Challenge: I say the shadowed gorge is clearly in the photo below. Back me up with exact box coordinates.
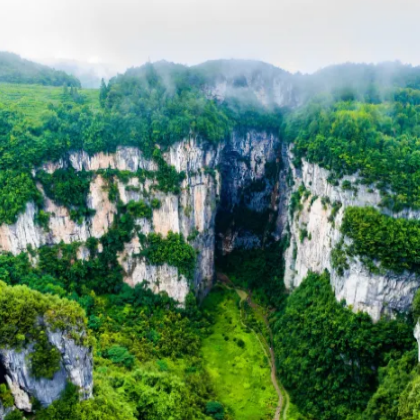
[0,362,7,386]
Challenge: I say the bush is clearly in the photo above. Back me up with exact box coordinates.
[205,401,225,420]
[0,170,42,225]
[4,411,24,420]
[104,346,135,369]
[236,338,245,348]
[37,168,95,223]
[0,384,14,408]
[126,200,152,219]
[141,231,196,279]
[341,206,420,273]
[29,331,61,379]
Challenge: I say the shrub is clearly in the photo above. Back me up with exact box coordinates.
[205,401,225,420]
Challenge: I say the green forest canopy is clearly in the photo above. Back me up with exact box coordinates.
[2,58,420,419]
[0,52,80,87]
[285,89,420,211]
[273,271,414,420]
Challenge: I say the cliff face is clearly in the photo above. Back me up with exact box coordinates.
[216,130,281,254]
[0,323,92,414]
[0,141,219,302]
[415,322,420,362]
[0,402,12,420]
[284,149,420,321]
[1,125,418,320]
[0,131,280,303]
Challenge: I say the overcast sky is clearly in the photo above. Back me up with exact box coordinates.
[0,0,418,74]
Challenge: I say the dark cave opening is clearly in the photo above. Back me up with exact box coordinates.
[0,359,7,385]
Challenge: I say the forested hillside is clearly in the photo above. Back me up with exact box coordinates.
[0,52,80,87]
[279,62,420,420]
[0,57,284,420]
[2,56,420,420]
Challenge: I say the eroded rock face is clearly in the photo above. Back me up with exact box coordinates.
[217,130,281,253]
[284,150,420,320]
[414,321,420,362]
[0,139,221,302]
[0,401,13,420]
[2,134,420,319]
[0,328,92,411]
[115,138,220,300]
[0,131,282,303]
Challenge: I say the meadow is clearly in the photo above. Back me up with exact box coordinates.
[0,83,99,123]
[201,285,277,420]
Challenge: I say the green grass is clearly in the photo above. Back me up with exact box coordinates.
[0,83,99,123]
[202,285,277,419]
[286,402,307,420]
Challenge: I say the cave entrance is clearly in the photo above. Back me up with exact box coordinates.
[0,359,7,385]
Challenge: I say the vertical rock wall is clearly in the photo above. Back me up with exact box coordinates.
[284,149,420,320]
[0,139,220,302]
[216,130,281,254]
[0,326,92,412]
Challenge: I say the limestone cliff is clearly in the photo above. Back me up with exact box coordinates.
[2,120,417,321]
[0,140,218,302]
[0,284,92,415]
[0,328,92,412]
[0,402,12,420]
[284,149,420,321]
[0,131,279,303]
[415,321,420,362]
[216,130,281,254]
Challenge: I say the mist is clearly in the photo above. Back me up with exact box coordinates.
[1,0,420,74]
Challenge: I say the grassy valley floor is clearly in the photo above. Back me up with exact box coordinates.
[201,285,277,420]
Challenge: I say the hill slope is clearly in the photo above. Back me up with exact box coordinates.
[0,52,80,87]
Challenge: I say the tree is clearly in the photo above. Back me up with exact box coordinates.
[205,401,225,420]
[99,78,108,108]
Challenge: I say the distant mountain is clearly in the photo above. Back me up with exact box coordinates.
[41,59,120,88]
[118,59,420,108]
[0,52,80,87]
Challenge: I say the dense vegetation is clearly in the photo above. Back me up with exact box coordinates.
[0,52,80,87]
[0,243,222,419]
[140,231,197,279]
[0,281,86,380]
[0,170,43,224]
[339,206,420,274]
[201,286,277,419]
[272,271,414,420]
[217,242,286,308]
[348,350,419,420]
[285,88,420,210]
[37,168,95,222]
[3,57,420,420]
[0,60,284,226]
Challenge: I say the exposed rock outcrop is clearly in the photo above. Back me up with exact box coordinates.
[284,151,420,320]
[0,139,219,302]
[217,130,281,254]
[4,123,418,321]
[0,402,12,420]
[0,130,281,303]
[0,327,92,411]
[415,321,420,362]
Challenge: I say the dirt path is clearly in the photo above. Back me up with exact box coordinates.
[216,273,284,420]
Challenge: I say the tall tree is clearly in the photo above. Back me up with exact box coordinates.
[99,78,108,108]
